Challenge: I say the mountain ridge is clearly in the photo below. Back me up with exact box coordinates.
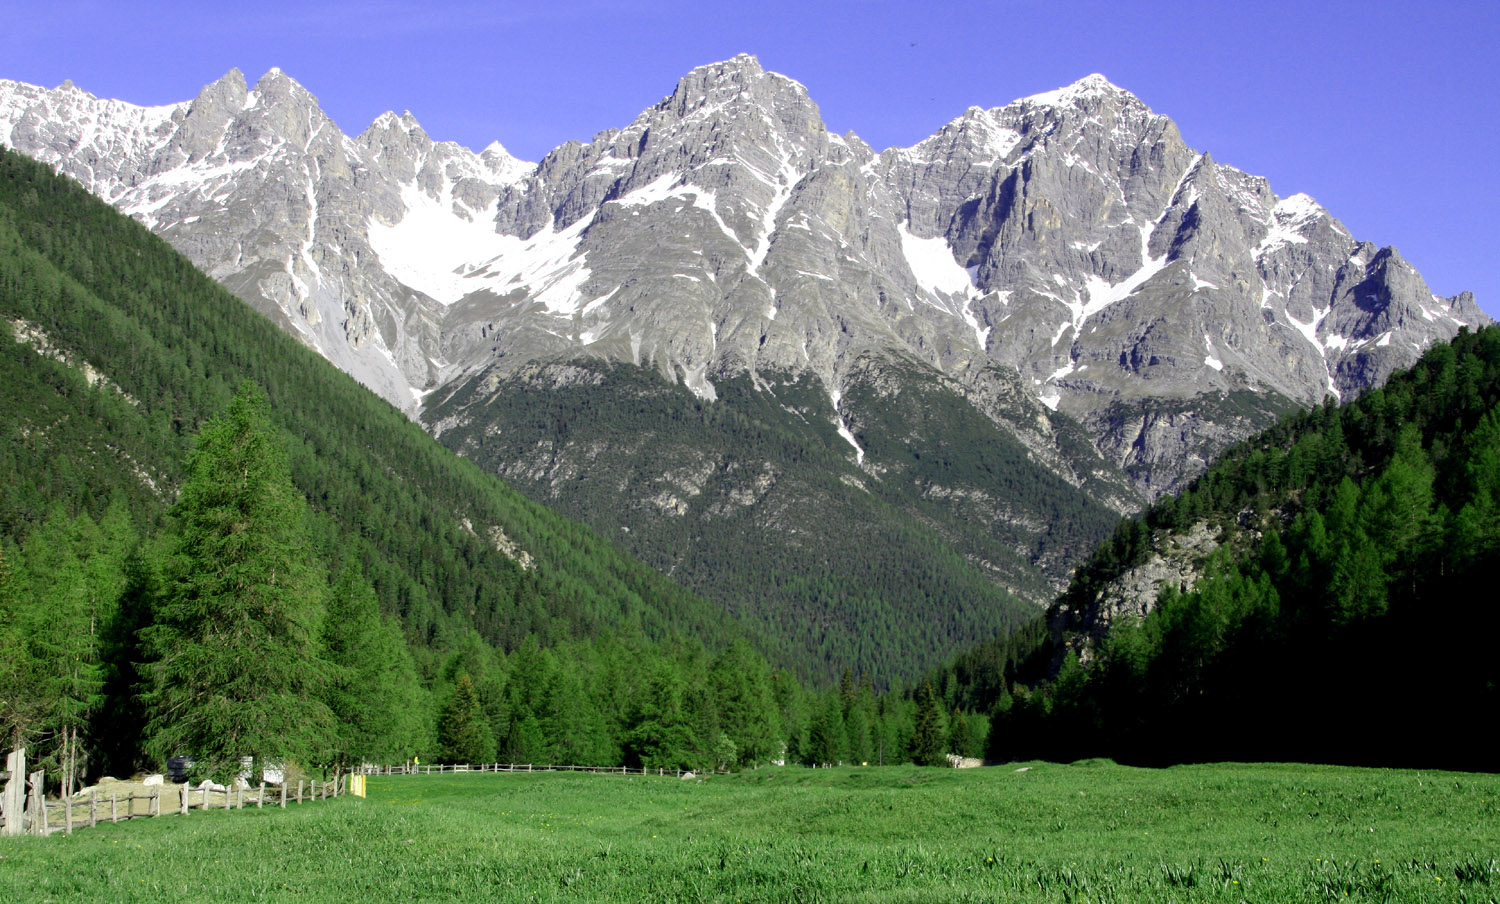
[2,58,1483,677]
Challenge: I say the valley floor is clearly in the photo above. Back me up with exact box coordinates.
[4,762,1496,902]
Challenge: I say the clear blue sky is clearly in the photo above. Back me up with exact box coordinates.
[5,0,1496,315]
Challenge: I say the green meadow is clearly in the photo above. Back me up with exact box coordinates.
[4,763,1497,903]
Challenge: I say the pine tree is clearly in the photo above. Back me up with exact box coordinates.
[140,382,334,782]
[911,683,947,766]
[437,673,495,764]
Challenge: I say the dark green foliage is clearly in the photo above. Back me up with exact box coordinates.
[0,146,807,778]
[437,673,495,765]
[910,683,947,766]
[0,538,46,751]
[93,546,159,776]
[807,693,846,767]
[708,640,782,767]
[978,327,1500,771]
[0,146,737,660]
[621,661,697,771]
[323,567,431,768]
[427,355,1107,685]
[947,709,975,759]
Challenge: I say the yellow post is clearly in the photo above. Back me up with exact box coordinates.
[350,774,366,798]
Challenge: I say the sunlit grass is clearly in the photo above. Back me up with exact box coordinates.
[4,761,1497,902]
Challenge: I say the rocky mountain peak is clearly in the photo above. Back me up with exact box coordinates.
[1015,72,1140,110]
[0,62,1483,497]
[632,53,827,163]
[247,67,321,115]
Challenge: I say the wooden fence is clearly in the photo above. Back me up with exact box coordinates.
[1,746,354,838]
[1,751,715,838]
[360,762,721,778]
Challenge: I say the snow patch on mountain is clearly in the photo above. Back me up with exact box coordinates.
[368,185,511,304]
[464,212,595,315]
[1256,193,1323,256]
[899,222,974,296]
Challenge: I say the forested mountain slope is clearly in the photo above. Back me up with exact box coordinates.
[0,146,737,656]
[429,359,1066,682]
[922,327,1500,771]
[6,59,1485,685]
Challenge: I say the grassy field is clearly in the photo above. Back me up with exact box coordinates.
[3,761,1497,902]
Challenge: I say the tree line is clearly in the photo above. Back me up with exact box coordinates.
[924,327,1500,772]
[0,146,984,785]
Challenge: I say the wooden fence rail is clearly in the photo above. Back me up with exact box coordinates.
[2,752,715,838]
[1,746,353,838]
[359,762,723,778]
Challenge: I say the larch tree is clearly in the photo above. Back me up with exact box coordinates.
[0,540,46,752]
[322,566,430,769]
[18,508,111,797]
[709,639,782,767]
[141,382,334,782]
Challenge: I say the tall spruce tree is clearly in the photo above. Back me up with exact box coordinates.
[911,683,947,766]
[141,382,334,782]
[438,673,496,764]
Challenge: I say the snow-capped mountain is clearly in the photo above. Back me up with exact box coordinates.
[1,57,1477,492]
[1,68,531,410]
[1,58,1485,672]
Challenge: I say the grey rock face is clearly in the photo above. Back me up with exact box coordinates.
[2,60,1482,499]
[878,76,1484,491]
[1,69,532,415]
[1048,521,1223,664]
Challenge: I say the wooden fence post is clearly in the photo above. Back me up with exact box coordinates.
[257,782,265,808]
[110,792,117,823]
[91,790,98,827]
[296,780,303,804]
[224,785,231,811]
[1,747,24,836]
[180,784,189,815]
[150,788,159,818]
[28,770,47,836]
[280,782,286,808]
[64,789,73,834]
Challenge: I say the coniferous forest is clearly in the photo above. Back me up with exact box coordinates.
[0,148,969,787]
[926,327,1500,772]
[4,137,1497,789]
